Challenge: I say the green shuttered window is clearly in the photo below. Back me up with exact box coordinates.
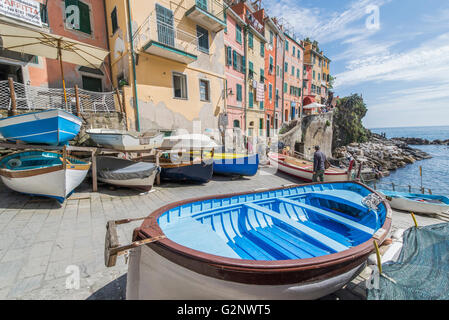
[65,0,92,35]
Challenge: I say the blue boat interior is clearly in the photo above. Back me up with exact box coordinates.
[381,190,449,205]
[0,151,87,171]
[158,183,387,261]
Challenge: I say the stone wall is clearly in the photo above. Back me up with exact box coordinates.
[301,112,333,159]
[278,112,333,159]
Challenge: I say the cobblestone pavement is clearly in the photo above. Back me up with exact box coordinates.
[0,167,444,300]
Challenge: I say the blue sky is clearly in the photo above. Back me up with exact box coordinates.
[263,0,449,129]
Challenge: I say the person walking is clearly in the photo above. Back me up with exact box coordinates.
[312,145,326,182]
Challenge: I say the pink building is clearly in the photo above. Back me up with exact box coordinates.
[224,7,246,130]
[282,33,303,121]
[0,0,111,92]
[302,63,314,105]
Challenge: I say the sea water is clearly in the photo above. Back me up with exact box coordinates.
[369,126,449,195]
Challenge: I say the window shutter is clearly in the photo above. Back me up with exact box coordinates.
[248,91,253,107]
[249,32,253,48]
[233,50,237,69]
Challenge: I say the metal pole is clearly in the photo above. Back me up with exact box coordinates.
[58,40,68,107]
[126,0,141,132]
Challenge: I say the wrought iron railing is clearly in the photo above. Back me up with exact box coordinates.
[133,13,200,55]
[0,80,119,114]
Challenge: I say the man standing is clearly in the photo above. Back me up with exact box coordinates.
[312,145,326,182]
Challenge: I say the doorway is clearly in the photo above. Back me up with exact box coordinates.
[0,63,23,83]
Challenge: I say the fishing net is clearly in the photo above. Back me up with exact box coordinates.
[367,222,449,300]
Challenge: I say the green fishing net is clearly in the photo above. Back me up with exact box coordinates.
[367,222,449,300]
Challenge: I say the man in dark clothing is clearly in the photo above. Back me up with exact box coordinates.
[313,145,326,182]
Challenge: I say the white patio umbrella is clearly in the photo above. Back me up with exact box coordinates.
[0,22,109,104]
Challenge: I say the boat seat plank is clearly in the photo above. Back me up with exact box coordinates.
[233,236,277,260]
[163,217,240,259]
[269,225,330,257]
[279,198,374,235]
[299,190,368,213]
[244,203,348,252]
[255,227,315,259]
[246,229,299,260]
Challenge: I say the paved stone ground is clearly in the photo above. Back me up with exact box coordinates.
[0,167,445,300]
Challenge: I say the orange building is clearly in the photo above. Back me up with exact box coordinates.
[0,0,111,91]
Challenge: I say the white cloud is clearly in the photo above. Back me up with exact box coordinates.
[334,33,449,87]
[264,0,390,44]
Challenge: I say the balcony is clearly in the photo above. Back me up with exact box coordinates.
[185,0,226,32]
[134,15,198,64]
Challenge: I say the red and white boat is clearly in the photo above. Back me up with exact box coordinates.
[268,152,355,182]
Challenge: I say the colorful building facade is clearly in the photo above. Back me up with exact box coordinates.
[282,33,303,121]
[104,0,227,132]
[224,7,246,131]
[303,39,328,104]
[0,0,111,91]
[230,1,266,137]
[263,17,276,137]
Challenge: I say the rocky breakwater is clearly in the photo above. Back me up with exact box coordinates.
[332,133,432,181]
[393,137,449,146]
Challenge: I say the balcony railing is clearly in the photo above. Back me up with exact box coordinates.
[133,14,199,64]
[185,0,226,32]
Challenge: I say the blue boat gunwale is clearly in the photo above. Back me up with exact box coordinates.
[133,181,392,285]
[0,108,82,123]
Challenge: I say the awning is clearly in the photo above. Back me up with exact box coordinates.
[303,102,325,109]
[0,22,109,69]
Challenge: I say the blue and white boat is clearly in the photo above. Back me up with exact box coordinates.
[124,182,392,299]
[380,190,449,216]
[212,153,259,176]
[0,109,82,145]
[0,150,90,203]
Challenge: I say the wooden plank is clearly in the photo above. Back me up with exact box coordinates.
[244,203,348,252]
[279,197,374,235]
[8,77,17,116]
[74,85,81,117]
[91,149,97,192]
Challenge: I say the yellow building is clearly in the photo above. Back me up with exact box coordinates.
[104,0,226,132]
[321,55,331,101]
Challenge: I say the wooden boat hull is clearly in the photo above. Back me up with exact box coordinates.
[212,153,259,176]
[86,129,163,150]
[268,152,351,182]
[0,109,82,145]
[380,191,449,216]
[128,181,392,299]
[126,244,366,300]
[0,151,90,203]
[160,160,213,183]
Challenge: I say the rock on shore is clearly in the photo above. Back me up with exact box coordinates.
[392,137,449,146]
[332,133,432,181]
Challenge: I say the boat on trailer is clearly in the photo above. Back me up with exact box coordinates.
[268,152,355,182]
[0,150,90,203]
[96,156,159,192]
[379,190,449,217]
[115,182,391,299]
[0,109,82,146]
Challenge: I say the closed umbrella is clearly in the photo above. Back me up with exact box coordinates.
[0,21,109,104]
